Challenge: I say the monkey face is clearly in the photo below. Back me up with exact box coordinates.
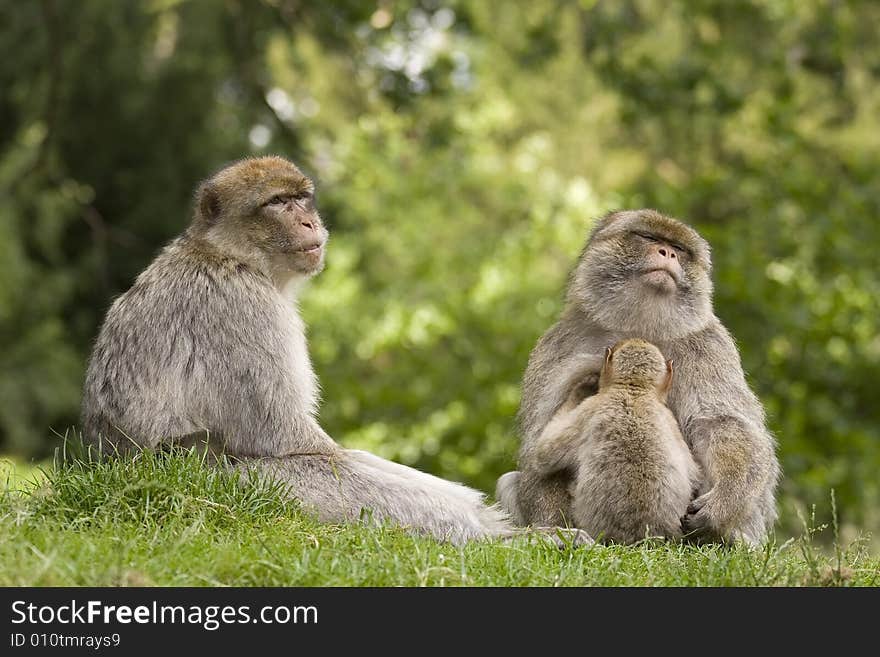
[633,234,686,294]
[569,210,714,339]
[244,159,328,276]
[588,211,710,298]
[195,156,329,277]
[256,185,328,276]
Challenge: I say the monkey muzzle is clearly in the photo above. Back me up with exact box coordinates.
[641,267,680,292]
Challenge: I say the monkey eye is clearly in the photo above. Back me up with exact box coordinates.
[633,231,657,242]
[670,242,691,258]
[264,194,289,206]
[634,231,691,257]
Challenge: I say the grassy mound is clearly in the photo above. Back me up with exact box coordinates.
[0,451,875,586]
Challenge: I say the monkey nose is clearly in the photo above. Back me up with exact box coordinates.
[300,220,314,230]
[657,245,676,259]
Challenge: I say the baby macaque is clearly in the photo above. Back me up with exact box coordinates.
[528,338,701,543]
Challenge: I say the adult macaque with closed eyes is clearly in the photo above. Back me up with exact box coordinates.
[496,209,780,545]
[82,156,535,545]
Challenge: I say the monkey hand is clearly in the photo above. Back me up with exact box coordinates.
[680,488,755,545]
[680,416,775,546]
[681,489,766,547]
[680,490,718,543]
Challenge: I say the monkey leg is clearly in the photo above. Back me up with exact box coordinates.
[233,450,514,546]
[681,415,778,545]
[495,471,525,525]
[514,468,574,528]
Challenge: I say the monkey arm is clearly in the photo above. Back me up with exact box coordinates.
[681,415,779,544]
[216,371,339,459]
[509,318,608,527]
[504,394,600,527]
[518,341,605,448]
[674,323,780,544]
[526,397,600,476]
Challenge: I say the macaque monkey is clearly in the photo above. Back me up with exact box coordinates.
[497,210,779,545]
[530,339,701,543]
[82,156,589,546]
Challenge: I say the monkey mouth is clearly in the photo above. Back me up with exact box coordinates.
[294,241,325,254]
[287,241,325,275]
[641,268,680,290]
[643,267,678,281]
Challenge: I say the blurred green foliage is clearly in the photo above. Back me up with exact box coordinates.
[1,0,878,538]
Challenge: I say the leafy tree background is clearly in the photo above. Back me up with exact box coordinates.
[2,0,878,541]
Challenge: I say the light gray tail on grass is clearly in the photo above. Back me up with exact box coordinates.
[234,449,515,545]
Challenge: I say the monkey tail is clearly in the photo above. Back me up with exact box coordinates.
[233,449,514,545]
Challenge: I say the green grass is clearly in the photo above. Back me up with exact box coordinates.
[0,450,877,586]
[1,457,48,490]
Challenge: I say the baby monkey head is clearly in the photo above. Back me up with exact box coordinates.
[599,338,672,395]
[191,156,328,278]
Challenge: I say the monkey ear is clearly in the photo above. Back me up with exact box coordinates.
[600,345,614,381]
[589,210,630,241]
[197,182,221,224]
[601,211,628,226]
[661,360,674,397]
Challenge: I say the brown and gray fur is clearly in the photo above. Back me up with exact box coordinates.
[531,339,701,543]
[496,209,780,545]
[81,156,525,545]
